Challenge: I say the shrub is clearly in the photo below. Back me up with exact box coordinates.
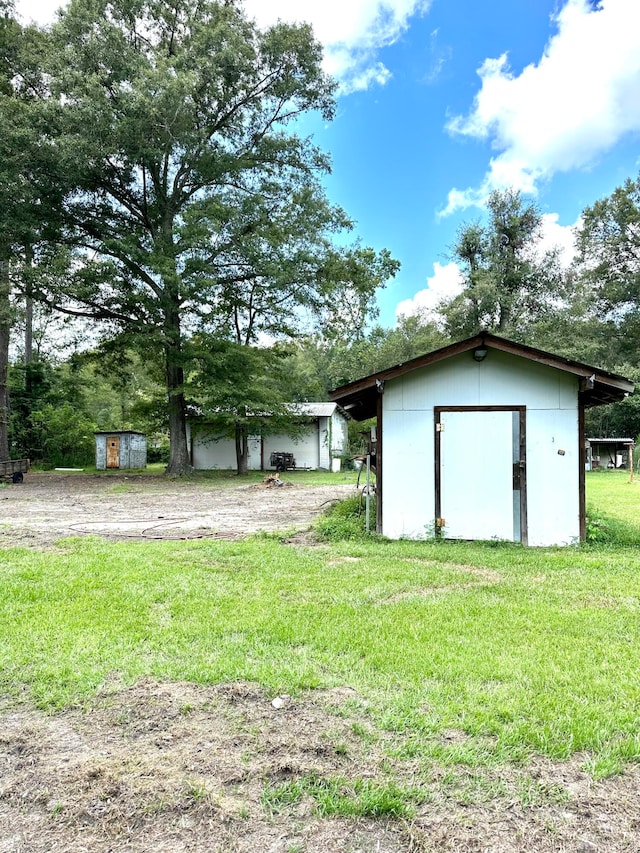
[28,403,96,467]
[315,493,377,541]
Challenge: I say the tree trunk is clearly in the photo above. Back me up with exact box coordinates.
[235,422,248,475]
[24,294,33,365]
[24,242,33,366]
[165,356,190,474]
[0,258,10,461]
[163,299,191,474]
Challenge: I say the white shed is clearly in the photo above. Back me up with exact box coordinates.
[330,333,633,546]
[188,403,349,471]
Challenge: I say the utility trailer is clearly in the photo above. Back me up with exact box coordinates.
[0,458,29,483]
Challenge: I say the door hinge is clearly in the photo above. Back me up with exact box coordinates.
[436,422,444,432]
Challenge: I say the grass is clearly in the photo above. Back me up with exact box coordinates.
[0,470,639,794]
[585,469,640,545]
[262,774,421,818]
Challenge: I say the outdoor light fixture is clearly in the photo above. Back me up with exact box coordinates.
[472,346,488,362]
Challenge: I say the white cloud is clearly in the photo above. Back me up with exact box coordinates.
[15,0,62,24]
[538,213,579,268]
[443,0,640,214]
[395,261,464,320]
[243,0,430,91]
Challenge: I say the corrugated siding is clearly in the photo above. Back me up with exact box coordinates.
[95,433,147,470]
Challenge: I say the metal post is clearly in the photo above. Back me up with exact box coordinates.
[365,453,371,533]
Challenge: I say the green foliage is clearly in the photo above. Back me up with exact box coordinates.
[584,366,640,439]
[577,174,640,322]
[28,402,96,466]
[187,338,313,473]
[17,0,396,474]
[9,350,164,465]
[290,313,446,399]
[147,436,170,464]
[442,189,564,339]
[315,493,376,540]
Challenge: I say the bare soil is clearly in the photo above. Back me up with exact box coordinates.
[1,474,639,851]
[0,472,354,547]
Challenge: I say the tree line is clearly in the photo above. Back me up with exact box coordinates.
[2,0,639,471]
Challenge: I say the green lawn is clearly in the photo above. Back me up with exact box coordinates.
[1,470,639,781]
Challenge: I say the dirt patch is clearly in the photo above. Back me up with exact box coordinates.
[1,680,639,852]
[0,473,355,547]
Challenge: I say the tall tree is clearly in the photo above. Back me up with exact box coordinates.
[35,0,396,474]
[441,189,564,340]
[0,2,68,459]
[0,3,55,459]
[576,174,640,364]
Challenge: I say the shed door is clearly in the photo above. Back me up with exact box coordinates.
[106,436,120,469]
[436,409,526,543]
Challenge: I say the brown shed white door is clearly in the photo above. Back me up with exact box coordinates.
[106,436,120,469]
[436,409,525,542]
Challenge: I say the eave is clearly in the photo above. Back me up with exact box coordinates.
[329,333,634,420]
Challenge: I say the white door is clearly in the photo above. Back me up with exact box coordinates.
[439,410,517,541]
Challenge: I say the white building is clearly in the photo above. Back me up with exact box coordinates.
[188,403,349,471]
[330,333,633,546]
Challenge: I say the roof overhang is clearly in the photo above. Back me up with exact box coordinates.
[329,333,635,420]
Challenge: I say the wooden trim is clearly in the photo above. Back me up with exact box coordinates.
[436,405,523,412]
[579,402,586,541]
[434,406,527,544]
[330,333,633,414]
[434,409,442,536]
[519,407,528,546]
[330,336,485,400]
[376,392,383,533]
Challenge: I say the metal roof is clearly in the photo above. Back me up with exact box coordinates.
[288,402,341,417]
[587,437,634,444]
[329,332,635,420]
[188,402,346,421]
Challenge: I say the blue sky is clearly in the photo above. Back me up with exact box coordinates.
[16,0,640,329]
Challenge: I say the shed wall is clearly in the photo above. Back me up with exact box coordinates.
[94,433,147,470]
[190,423,322,470]
[330,411,349,457]
[263,424,318,469]
[191,429,261,470]
[382,350,580,546]
[125,433,148,469]
[95,435,107,469]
